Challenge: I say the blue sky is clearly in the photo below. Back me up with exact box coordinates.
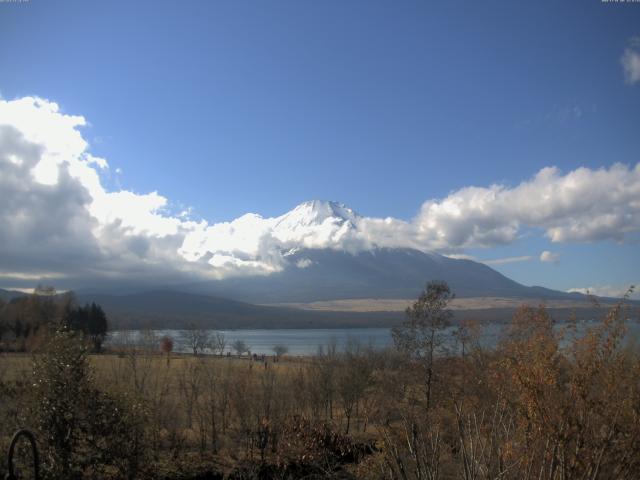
[0,0,639,295]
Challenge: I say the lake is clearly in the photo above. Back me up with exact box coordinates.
[107,321,640,356]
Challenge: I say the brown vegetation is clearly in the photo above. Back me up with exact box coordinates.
[0,284,638,479]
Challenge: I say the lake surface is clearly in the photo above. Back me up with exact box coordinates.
[108,321,640,356]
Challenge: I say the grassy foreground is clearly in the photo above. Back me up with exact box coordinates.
[1,300,639,479]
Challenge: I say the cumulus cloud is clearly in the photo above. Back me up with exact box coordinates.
[413,164,640,249]
[295,258,314,269]
[0,97,210,288]
[540,251,560,264]
[1,94,640,288]
[622,37,640,85]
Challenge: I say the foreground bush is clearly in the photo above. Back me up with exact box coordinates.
[31,324,147,479]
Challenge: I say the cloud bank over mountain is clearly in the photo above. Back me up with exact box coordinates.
[1,95,639,287]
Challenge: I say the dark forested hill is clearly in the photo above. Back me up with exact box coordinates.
[0,289,26,302]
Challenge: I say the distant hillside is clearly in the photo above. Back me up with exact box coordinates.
[184,247,586,304]
[75,289,632,331]
[0,289,27,302]
[76,290,403,330]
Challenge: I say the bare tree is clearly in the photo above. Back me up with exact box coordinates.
[177,358,203,428]
[125,330,160,391]
[212,331,227,356]
[232,339,248,357]
[180,325,212,356]
[392,281,453,411]
[336,339,375,434]
[139,329,159,352]
[272,344,288,359]
[200,360,224,452]
[312,338,338,420]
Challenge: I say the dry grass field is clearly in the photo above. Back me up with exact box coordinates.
[268,296,616,312]
[0,351,304,383]
[1,295,639,479]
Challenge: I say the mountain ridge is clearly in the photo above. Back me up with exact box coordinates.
[184,247,585,303]
[76,289,403,329]
[75,288,633,331]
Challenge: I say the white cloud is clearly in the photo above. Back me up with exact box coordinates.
[0,271,66,281]
[176,163,640,271]
[443,253,476,260]
[1,94,640,288]
[0,96,182,239]
[0,97,209,288]
[540,250,560,264]
[296,258,314,269]
[413,164,640,249]
[568,285,638,300]
[0,287,39,294]
[622,37,640,85]
[482,256,533,266]
[87,156,108,169]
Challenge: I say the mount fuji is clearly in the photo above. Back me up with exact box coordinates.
[69,200,614,329]
[179,200,579,304]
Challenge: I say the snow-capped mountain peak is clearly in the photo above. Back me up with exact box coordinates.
[274,200,360,229]
[269,200,360,248]
[179,200,376,275]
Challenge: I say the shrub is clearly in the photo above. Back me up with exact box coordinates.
[31,324,147,479]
